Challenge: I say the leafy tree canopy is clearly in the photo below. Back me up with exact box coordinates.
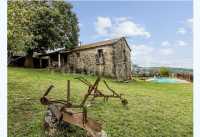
[8,0,79,55]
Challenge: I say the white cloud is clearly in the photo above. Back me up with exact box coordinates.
[177,27,187,35]
[112,20,151,38]
[114,17,130,22]
[176,40,188,47]
[157,58,192,69]
[187,18,193,28]
[159,48,174,55]
[161,41,170,46]
[94,16,151,38]
[95,16,112,35]
[170,58,193,69]
[131,44,192,68]
[161,40,189,47]
[176,18,193,36]
[131,44,155,67]
[132,44,154,55]
[182,18,193,30]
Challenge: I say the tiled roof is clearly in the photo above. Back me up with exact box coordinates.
[61,37,131,53]
[40,37,131,56]
[74,38,120,50]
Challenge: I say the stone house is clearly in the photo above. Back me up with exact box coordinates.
[40,37,132,81]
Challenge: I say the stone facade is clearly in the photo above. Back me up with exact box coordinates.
[48,37,132,81]
[113,38,132,81]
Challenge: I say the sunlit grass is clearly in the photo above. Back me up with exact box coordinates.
[8,67,193,137]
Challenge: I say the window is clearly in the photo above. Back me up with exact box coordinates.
[63,54,68,63]
[98,49,103,57]
[123,49,126,62]
[96,49,104,64]
[76,52,80,57]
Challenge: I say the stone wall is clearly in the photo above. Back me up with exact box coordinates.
[59,38,132,81]
[113,39,132,81]
[62,46,115,78]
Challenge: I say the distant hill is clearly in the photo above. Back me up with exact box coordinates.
[167,67,193,73]
[133,65,193,73]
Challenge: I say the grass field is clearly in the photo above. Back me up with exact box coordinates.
[8,67,193,137]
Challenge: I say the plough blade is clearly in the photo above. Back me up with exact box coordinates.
[62,111,102,137]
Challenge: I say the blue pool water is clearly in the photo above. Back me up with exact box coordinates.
[148,77,180,83]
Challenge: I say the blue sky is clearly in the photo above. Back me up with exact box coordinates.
[69,1,193,68]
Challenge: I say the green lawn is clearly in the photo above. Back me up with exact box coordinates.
[8,67,193,137]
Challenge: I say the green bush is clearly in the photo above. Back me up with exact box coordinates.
[159,67,169,77]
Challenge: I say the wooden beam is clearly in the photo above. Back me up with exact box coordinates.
[39,58,42,68]
[48,57,51,67]
[58,53,61,68]
[67,80,70,103]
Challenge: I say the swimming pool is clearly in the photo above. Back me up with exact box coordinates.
[146,77,188,83]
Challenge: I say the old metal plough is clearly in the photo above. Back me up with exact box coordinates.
[40,76,127,137]
[75,76,128,106]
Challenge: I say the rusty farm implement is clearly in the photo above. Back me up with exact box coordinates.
[40,76,128,137]
[75,76,128,106]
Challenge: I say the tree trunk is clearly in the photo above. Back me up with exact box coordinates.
[8,55,12,65]
[7,51,13,65]
[24,54,34,68]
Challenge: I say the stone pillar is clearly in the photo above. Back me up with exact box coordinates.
[58,53,61,68]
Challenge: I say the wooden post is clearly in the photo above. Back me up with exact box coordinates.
[67,80,70,103]
[39,58,42,68]
[58,53,61,68]
[48,57,51,67]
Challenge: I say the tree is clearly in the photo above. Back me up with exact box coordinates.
[52,1,79,48]
[159,67,169,77]
[8,1,34,61]
[8,1,79,67]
